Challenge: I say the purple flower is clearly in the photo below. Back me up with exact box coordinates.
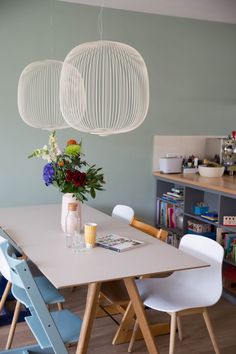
[43,163,55,186]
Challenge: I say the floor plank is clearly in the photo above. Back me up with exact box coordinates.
[0,286,236,353]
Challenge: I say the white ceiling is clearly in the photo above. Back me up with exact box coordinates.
[60,0,236,24]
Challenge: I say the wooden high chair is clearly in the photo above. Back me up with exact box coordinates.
[131,217,168,241]
[97,218,168,324]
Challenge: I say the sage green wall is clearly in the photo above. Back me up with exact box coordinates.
[1,0,236,223]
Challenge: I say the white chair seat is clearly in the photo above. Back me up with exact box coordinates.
[136,275,214,313]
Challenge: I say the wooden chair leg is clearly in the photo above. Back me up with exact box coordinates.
[112,301,135,345]
[202,308,220,354]
[5,300,21,349]
[57,302,63,310]
[128,318,139,353]
[0,281,12,313]
[176,315,183,341]
[169,312,177,354]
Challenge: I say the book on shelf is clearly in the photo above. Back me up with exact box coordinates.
[216,227,224,244]
[159,201,177,229]
[167,233,180,248]
[161,196,182,204]
[224,234,236,259]
[156,199,160,225]
[216,227,236,262]
[171,187,184,195]
[166,192,183,199]
[96,234,145,252]
[168,206,176,228]
[160,201,167,226]
[200,211,218,221]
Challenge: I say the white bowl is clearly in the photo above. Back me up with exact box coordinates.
[198,165,225,178]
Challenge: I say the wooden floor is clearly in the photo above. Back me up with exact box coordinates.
[0,286,236,354]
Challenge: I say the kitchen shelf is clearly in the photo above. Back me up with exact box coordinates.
[154,172,236,303]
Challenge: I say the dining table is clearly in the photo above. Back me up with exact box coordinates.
[0,203,208,354]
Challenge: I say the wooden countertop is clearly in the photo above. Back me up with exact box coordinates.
[153,172,236,196]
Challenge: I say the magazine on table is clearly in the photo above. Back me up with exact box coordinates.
[96,233,145,252]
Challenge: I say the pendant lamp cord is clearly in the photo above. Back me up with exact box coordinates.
[50,0,54,57]
[98,0,104,41]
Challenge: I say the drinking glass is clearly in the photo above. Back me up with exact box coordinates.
[72,232,86,253]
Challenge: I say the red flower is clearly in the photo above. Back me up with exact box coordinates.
[66,170,86,187]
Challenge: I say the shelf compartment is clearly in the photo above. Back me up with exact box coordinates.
[185,212,219,227]
[156,179,184,199]
[184,187,220,216]
[219,195,236,226]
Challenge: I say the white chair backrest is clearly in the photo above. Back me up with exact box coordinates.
[179,234,224,264]
[112,204,134,224]
[172,234,224,305]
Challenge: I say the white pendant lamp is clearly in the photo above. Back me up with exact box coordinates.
[60,40,149,136]
[18,59,69,130]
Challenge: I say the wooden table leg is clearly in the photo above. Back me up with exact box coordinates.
[76,282,101,354]
[124,277,160,354]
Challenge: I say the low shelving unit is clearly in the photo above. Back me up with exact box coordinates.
[154,171,236,304]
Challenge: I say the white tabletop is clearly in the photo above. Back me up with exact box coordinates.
[0,204,207,289]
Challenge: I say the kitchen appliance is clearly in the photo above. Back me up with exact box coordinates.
[205,137,227,164]
[159,156,182,174]
[222,138,236,175]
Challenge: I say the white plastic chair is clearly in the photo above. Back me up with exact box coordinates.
[111,204,134,224]
[130,234,224,354]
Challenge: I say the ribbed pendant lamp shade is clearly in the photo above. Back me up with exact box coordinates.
[18,60,69,130]
[60,41,149,136]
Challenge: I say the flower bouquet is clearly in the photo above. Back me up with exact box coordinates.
[29,131,105,202]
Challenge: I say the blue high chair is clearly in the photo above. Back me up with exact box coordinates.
[0,228,65,349]
[0,235,82,353]
[0,230,78,352]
